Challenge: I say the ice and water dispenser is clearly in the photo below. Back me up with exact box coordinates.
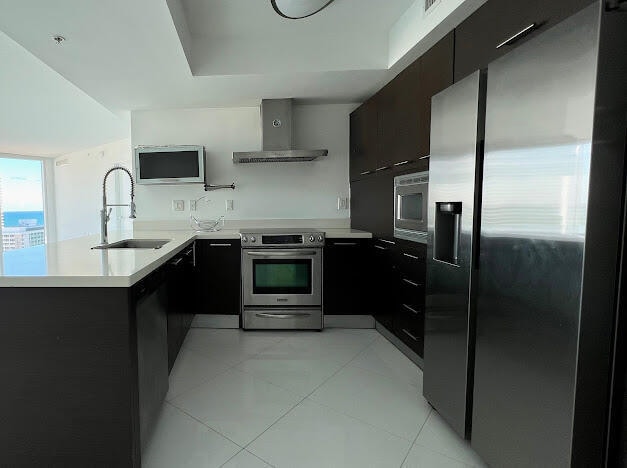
[434,202,462,265]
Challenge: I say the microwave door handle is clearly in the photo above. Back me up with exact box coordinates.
[246,251,318,256]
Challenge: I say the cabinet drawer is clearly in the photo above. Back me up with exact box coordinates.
[397,250,426,282]
[399,279,425,311]
[395,303,424,356]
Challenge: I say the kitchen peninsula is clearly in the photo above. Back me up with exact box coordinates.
[0,227,370,467]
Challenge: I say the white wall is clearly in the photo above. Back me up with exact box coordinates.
[130,104,355,223]
[53,139,133,240]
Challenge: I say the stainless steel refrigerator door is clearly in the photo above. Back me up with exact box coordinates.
[424,70,485,439]
[472,4,599,467]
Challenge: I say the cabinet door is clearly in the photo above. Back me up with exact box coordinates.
[378,60,421,169]
[350,171,395,238]
[349,98,379,180]
[195,240,241,315]
[377,33,453,167]
[135,269,169,450]
[417,32,454,159]
[323,239,371,315]
[166,244,195,372]
[372,239,399,330]
[454,0,594,81]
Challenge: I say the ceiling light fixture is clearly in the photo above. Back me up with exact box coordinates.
[271,0,335,19]
[52,35,66,44]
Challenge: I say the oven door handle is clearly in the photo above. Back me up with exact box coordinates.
[255,312,312,319]
[245,251,318,256]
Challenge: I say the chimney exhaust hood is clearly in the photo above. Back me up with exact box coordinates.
[233,99,328,163]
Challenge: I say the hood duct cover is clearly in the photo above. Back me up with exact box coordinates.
[233,99,328,163]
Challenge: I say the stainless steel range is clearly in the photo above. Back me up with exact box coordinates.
[240,228,324,330]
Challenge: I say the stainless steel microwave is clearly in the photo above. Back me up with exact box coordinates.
[394,171,429,243]
[134,145,205,185]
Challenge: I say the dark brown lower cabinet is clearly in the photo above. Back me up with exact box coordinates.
[0,244,195,467]
[323,238,372,315]
[371,238,426,358]
[195,239,241,316]
[167,243,196,371]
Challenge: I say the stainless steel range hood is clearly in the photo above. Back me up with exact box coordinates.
[233,99,328,163]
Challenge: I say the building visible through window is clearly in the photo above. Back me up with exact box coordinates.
[0,157,46,251]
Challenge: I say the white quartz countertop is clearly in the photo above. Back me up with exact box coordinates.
[0,228,371,288]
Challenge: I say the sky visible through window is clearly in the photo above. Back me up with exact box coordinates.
[0,157,46,251]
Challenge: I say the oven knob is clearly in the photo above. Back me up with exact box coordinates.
[241,236,248,243]
[309,235,315,242]
[317,235,324,242]
[250,236,256,243]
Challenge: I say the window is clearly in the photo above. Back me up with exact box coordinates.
[0,157,47,251]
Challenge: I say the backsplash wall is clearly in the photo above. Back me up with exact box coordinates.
[130,104,356,223]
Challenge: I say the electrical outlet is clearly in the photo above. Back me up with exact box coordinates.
[226,199,234,211]
[189,200,197,211]
[172,200,185,211]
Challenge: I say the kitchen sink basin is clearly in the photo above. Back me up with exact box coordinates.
[92,239,171,250]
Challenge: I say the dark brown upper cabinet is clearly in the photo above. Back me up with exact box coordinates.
[377,59,421,169]
[454,0,595,82]
[349,97,379,180]
[377,32,454,169]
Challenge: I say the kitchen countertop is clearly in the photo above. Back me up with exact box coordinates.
[0,228,371,288]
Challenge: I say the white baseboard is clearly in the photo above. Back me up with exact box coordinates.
[324,315,375,328]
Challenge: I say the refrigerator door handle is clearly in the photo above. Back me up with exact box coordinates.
[472,139,485,270]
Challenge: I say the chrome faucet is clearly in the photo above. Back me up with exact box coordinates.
[100,166,136,244]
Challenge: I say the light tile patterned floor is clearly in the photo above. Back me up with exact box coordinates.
[142,328,488,468]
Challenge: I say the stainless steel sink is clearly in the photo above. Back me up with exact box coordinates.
[92,239,171,250]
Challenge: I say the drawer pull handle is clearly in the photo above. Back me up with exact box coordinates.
[333,242,358,246]
[402,303,419,315]
[209,243,231,247]
[402,278,422,287]
[360,170,372,175]
[394,160,409,166]
[496,23,539,49]
[375,166,390,172]
[419,155,430,160]
[403,253,419,260]
[255,313,312,319]
[170,257,183,266]
[374,245,387,251]
[402,329,418,341]
[379,239,396,245]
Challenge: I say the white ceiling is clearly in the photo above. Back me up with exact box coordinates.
[0,31,128,157]
[181,0,414,75]
[0,0,483,156]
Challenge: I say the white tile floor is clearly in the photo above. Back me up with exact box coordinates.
[143,328,488,468]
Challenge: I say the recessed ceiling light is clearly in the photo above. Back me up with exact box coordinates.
[52,35,66,44]
[271,0,335,19]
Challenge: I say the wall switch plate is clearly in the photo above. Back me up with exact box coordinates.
[172,200,185,211]
[337,197,349,210]
[189,200,197,211]
[226,199,234,211]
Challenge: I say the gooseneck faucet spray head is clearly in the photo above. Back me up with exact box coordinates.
[102,166,136,218]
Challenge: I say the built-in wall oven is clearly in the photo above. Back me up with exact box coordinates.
[241,229,324,330]
[394,171,429,243]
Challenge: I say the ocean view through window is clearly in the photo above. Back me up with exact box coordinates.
[0,157,46,251]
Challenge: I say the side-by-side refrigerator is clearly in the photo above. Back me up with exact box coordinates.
[424,2,627,466]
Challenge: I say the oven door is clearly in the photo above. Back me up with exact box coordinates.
[395,182,428,234]
[242,249,322,307]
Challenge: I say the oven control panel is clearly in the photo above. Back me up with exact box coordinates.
[240,230,325,248]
